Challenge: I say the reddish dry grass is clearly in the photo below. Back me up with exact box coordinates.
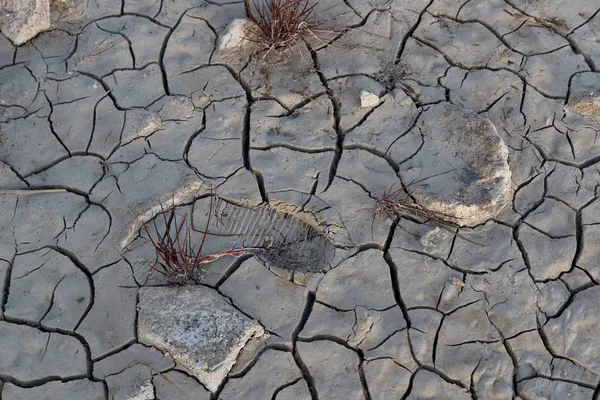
[368,180,485,246]
[244,0,337,52]
[142,194,268,281]
[371,182,457,224]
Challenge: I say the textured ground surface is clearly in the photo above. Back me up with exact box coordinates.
[1,0,600,399]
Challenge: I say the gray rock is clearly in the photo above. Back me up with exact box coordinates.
[399,103,511,226]
[0,321,87,381]
[2,379,105,400]
[0,0,49,45]
[137,285,268,392]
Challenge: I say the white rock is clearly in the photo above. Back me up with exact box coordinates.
[359,90,381,108]
[0,0,50,45]
[219,18,252,51]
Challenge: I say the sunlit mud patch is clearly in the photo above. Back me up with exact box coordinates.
[213,199,336,273]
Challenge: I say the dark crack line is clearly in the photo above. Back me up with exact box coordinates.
[503,0,598,71]
[302,41,344,192]
[271,377,303,400]
[395,0,435,63]
[1,315,94,382]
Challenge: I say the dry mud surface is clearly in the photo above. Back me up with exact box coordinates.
[1,0,600,399]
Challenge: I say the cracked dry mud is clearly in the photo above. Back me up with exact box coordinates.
[1,0,600,399]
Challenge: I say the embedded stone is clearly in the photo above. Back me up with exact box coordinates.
[0,0,50,45]
[137,285,267,392]
[400,102,511,226]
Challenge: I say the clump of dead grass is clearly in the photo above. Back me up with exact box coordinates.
[142,194,268,282]
[243,0,338,55]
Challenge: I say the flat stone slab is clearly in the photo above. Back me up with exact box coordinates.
[0,0,50,45]
[137,285,268,392]
[400,102,512,226]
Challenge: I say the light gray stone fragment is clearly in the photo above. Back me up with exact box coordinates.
[399,103,511,226]
[137,285,268,392]
[2,379,104,400]
[297,340,364,400]
[0,0,49,45]
[218,18,252,51]
[0,321,87,381]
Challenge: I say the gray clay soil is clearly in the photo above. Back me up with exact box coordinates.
[1,0,600,399]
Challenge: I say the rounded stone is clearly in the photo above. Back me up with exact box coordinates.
[400,102,511,226]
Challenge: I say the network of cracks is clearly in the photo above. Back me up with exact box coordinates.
[1,0,600,399]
